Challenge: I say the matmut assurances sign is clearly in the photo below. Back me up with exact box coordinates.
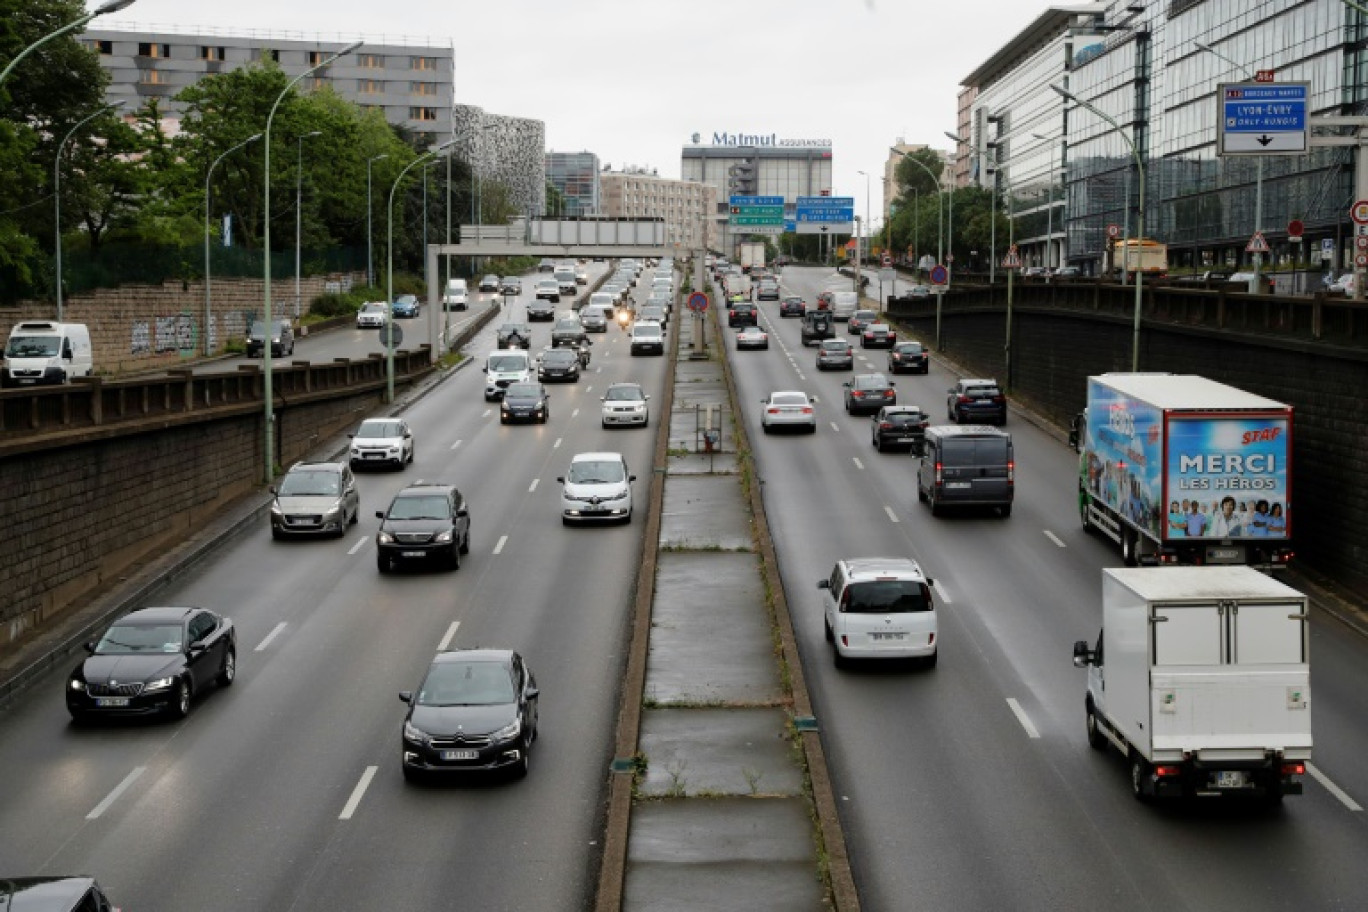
[691,132,831,149]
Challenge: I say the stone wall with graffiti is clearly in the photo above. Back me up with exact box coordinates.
[0,271,363,375]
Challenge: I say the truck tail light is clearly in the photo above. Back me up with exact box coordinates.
[1007,460,1015,484]
[934,462,943,486]
[1154,765,1182,778]
[1282,761,1306,776]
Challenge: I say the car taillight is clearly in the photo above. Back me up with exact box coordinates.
[864,332,874,339]
[1007,460,1015,485]
[852,391,864,398]
[879,422,892,429]
[994,395,1006,403]
[1282,761,1306,776]
[958,395,972,404]
[934,462,943,486]
[1154,765,1182,778]
[801,407,813,414]
[767,407,780,414]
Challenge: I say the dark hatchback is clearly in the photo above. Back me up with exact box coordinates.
[727,302,758,327]
[844,373,897,415]
[537,348,580,382]
[888,341,929,374]
[948,378,1008,425]
[496,322,532,349]
[779,296,806,317]
[871,405,929,453]
[500,382,550,424]
[375,483,471,573]
[67,606,236,722]
[400,649,539,781]
[861,323,896,349]
[816,338,854,370]
[801,311,834,345]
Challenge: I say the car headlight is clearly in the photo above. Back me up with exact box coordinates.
[491,718,522,743]
[69,678,86,692]
[144,676,175,693]
[435,530,454,544]
[403,721,430,745]
[323,501,343,519]
[270,501,283,516]
[605,490,628,501]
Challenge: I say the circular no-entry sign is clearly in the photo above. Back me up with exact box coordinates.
[929,264,949,285]
[687,292,709,313]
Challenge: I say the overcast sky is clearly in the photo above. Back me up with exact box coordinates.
[96,0,1052,226]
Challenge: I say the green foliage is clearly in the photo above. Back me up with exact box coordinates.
[894,148,947,202]
[309,292,355,318]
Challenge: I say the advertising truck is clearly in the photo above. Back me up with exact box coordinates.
[1068,373,1293,568]
[1072,566,1311,804]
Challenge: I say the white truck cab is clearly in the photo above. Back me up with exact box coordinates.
[2,321,93,387]
[484,349,532,401]
[443,278,468,311]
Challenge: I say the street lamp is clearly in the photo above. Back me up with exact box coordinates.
[1193,40,1265,295]
[943,131,964,283]
[366,153,389,288]
[205,132,263,356]
[857,169,871,297]
[387,140,457,403]
[261,38,363,485]
[0,0,137,87]
[1032,132,1065,271]
[55,100,125,320]
[1052,82,1146,371]
[890,146,947,348]
[294,130,322,319]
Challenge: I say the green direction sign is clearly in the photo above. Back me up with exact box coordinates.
[730,205,783,217]
[731,215,784,226]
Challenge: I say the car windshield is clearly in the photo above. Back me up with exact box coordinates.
[248,321,282,339]
[771,393,808,406]
[554,319,581,331]
[418,660,515,707]
[278,470,341,497]
[605,386,644,401]
[568,460,626,484]
[853,310,876,321]
[634,327,662,339]
[96,622,184,654]
[868,324,889,332]
[387,494,450,521]
[855,376,889,390]
[884,412,923,425]
[505,384,541,399]
[820,341,847,351]
[499,324,529,334]
[843,580,930,614]
[964,385,1001,398]
[895,343,923,354]
[5,335,61,357]
[361,304,384,314]
[357,421,402,439]
[489,355,527,372]
[543,351,576,365]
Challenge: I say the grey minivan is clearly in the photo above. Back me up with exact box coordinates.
[917,425,1014,517]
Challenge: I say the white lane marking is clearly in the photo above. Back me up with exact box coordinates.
[87,766,146,819]
[1043,530,1067,548]
[255,622,287,652]
[339,766,378,820]
[482,409,491,418]
[437,621,460,652]
[528,478,539,493]
[796,372,806,381]
[852,457,865,471]
[1006,698,1041,739]
[572,408,580,418]
[1308,763,1363,811]
[934,582,952,604]
[450,439,463,451]
[884,505,900,524]
[493,535,508,555]
[553,437,563,449]
[585,385,593,392]
[830,422,840,432]
[347,536,370,555]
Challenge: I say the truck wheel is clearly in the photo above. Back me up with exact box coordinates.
[1080,496,1093,533]
[1122,529,1137,566]
[1264,779,1285,807]
[1130,753,1152,803]
[1086,701,1107,751]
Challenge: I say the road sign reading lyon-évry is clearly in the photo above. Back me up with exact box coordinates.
[1217,82,1309,155]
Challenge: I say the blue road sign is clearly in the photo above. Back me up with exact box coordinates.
[929,264,949,286]
[784,220,797,233]
[687,292,709,313]
[796,195,855,222]
[1217,82,1309,155]
[730,195,784,207]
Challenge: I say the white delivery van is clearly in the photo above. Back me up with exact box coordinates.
[484,349,532,401]
[2,321,93,387]
[443,278,469,311]
[831,291,860,322]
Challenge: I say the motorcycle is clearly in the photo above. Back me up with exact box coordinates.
[576,339,592,368]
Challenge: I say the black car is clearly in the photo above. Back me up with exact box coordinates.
[779,296,806,317]
[67,606,236,721]
[496,322,532,349]
[399,648,538,781]
[727,302,758,327]
[861,323,896,349]
[801,310,834,346]
[537,348,580,382]
[550,317,588,349]
[246,319,295,358]
[527,299,556,321]
[872,405,929,453]
[888,341,929,374]
[500,381,550,424]
[844,373,897,415]
[948,378,1008,425]
[376,483,471,573]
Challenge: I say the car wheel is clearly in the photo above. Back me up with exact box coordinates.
[824,617,834,642]
[1000,504,1013,518]
[68,709,89,726]
[169,679,191,719]
[271,527,284,541]
[217,648,236,687]
[1086,700,1107,751]
[924,649,938,670]
[402,765,424,785]
[918,483,928,502]
[832,643,849,670]
[449,545,462,571]
[562,516,573,527]
[761,424,771,434]
[1121,528,1137,566]
[873,435,882,451]
[513,741,531,779]
[929,496,941,517]
[460,528,471,555]
[1130,753,1151,803]
[407,447,415,465]
[349,505,359,526]
[602,419,610,429]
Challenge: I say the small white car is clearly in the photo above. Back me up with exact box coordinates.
[629,321,665,356]
[356,302,388,328]
[760,391,816,434]
[736,326,769,350]
[558,452,635,524]
[819,557,938,668]
[349,417,414,469]
[601,382,650,428]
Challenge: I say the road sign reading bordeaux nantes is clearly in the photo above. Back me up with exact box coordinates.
[729,195,785,229]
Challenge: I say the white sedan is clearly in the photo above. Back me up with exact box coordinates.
[348,417,414,469]
[356,302,388,328]
[736,326,769,350]
[601,382,650,428]
[760,391,816,434]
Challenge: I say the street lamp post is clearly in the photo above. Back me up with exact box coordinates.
[294,130,321,320]
[0,0,137,87]
[944,131,965,285]
[204,132,263,356]
[55,101,124,320]
[366,152,389,288]
[387,141,456,402]
[1032,132,1065,270]
[1193,40,1265,294]
[262,39,363,485]
[891,147,946,347]
[1053,83,1146,371]
[857,169,871,296]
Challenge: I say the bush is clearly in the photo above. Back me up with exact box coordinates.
[310,292,354,318]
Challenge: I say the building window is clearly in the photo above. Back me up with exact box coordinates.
[139,69,167,85]
[137,42,170,58]
[88,39,113,55]
[360,79,383,95]
[412,56,437,70]
[411,82,436,96]
[308,50,323,65]
[409,106,437,121]
[199,45,225,61]
[358,53,383,69]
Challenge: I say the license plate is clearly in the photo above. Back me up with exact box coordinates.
[402,551,426,558]
[897,437,917,443]
[871,632,906,641]
[1215,771,1246,789]
[96,697,130,707]
[440,750,479,761]
[1209,548,1241,561]
[364,453,383,459]
[946,482,971,489]
[584,506,607,513]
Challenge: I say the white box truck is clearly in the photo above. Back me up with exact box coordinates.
[1072,566,1311,804]
[2,321,93,387]
[739,242,765,273]
[1068,373,1293,569]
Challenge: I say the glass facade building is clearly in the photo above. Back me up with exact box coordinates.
[681,141,834,253]
[545,151,601,217]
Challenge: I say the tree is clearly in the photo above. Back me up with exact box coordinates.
[893,148,946,204]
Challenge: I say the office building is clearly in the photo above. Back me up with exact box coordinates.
[546,151,601,217]
[452,104,546,218]
[600,168,717,253]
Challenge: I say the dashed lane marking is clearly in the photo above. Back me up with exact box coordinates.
[255,623,287,652]
[87,766,146,820]
[1007,698,1041,739]
[338,766,377,820]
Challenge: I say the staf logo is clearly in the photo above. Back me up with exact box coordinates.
[691,132,700,144]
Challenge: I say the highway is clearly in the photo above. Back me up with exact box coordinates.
[729,266,1368,910]
[0,262,666,910]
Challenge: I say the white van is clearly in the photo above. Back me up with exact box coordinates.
[484,349,532,400]
[819,557,938,668]
[443,278,469,311]
[831,291,860,322]
[2,321,93,387]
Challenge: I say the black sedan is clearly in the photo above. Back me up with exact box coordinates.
[500,382,550,424]
[861,323,896,349]
[888,341,929,374]
[400,649,539,781]
[67,607,236,721]
[779,296,806,317]
[872,405,929,453]
[496,322,532,349]
[537,348,581,383]
[844,373,897,415]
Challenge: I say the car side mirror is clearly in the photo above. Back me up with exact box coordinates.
[375,511,385,520]
[398,691,412,704]
[628,475,637,483]
[556,476,565,484]
[347,434,355,439]
[1072,640,1094,667]
[645,395,651,401]
[526,685,540,700]
[85,641,97,654]
[456,507,468,518]
[817,580,830,589]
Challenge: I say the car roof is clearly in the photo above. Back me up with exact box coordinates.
[571,451,626,463]
[117,606,199,624]
[840,557,925,581]
[0,877,102,906]
[819,338,848,346]
[880,405,923,414]
[894,340,922,348]
[607,381,643,390]
[853,373,890,382]
[288,461,345,473]
[926,424,1010,438]
[395,482,457,496]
